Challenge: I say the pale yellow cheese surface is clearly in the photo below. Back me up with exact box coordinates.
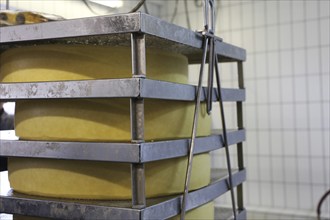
[1,45,212,200]
[9,154,210,199]
[1,45,211,141]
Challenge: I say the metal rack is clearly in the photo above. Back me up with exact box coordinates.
[0,12,246,219]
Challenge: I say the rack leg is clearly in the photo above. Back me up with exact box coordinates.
[130,33,146,209]
[236,61,245,211]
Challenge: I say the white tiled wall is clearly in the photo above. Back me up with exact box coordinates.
[1,0,329,218]
[161,0,329,218]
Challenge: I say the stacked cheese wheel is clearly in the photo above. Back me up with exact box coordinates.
[0,45,214,219]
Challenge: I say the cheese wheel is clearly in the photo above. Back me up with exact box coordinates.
[1,45,211,141]
[9,155,210,199]
[1,45,212,200]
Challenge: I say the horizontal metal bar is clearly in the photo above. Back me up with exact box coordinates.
[0,13,246,62]
[0,79,245,102]
[0,78,140,101]
[141,169,246,219]
[140,79,245,102]
[0,169,245,219]
[141,14,246,62]
[140,129,245,162]
[0,13,141,43]
[0,130,245,162]
[0,191,140,219]
[0,141,141,163]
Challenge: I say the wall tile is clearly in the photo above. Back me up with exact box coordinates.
[296,131,310,156]
[306,0,319,20]
[284,157,298,183]
[311,158,325,184]
[298,184,313,209]
[283,131,296,156]
[320,0,330,17]
[278,0,291,23]
[320,19,330,46]
[286,183,299,209]
[273,183,286,208]
[297,157,311,184]
[292,0,304,22]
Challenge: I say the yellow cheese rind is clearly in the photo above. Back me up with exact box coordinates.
[1,45,211,141]
[14,99,210,142]
[2,45,212,200]
[0,45,188,83]
[9,154,210,199]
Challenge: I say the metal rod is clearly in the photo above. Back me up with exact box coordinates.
[180,36,209,220]
[206,36,215,114]
[203,0,209,30]
[236,61,245,210]
[6,0,9,9]
[130,33,146,208]
[131,33,146,77]
[215,55,237,220]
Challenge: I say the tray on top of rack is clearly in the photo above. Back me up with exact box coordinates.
[0,12,246,63]
[0,169,246,220]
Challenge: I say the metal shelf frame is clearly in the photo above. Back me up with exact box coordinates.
[0,12,246,63]
[0,170,246,220]
[0,130,245,163]
[0,78,245,102]
[0,12,246,219]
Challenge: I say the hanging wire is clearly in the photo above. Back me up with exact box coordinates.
[170,0,179,23]
[143,0,149,14]
[129,0,146,13]
[317,189,330,220]
[82,0,100,15]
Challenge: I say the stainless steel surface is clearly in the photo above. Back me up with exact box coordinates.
[236,61,245,211]
[0,13,246,63]
[207,37,215,114]
[140,79,245,102]
[0,78,140,100]
[0,169,246,219]
[0,130,245,163]
[205,0,216,115]
[0,13,141,43]
[130,33,146,208]
[141,129,245,162]
[215,55,237,220]
[181,37,209,220]
[0,78,245,102]
[0,11,246,219]
[0,141,140,163]
[131,33,146,77]
[131,163,146,209]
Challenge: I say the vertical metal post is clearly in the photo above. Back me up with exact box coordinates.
[130,33,146,209]
[236,61,245,211]
[180,37,209,220]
